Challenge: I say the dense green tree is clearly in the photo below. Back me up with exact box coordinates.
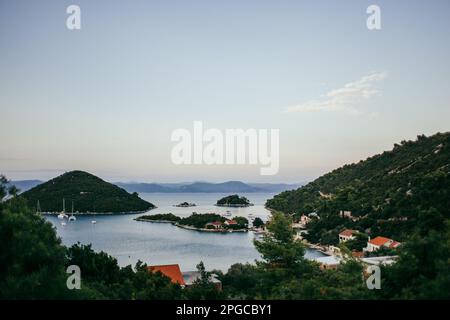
[254,212,305,270]
[0,177,71,299]
[66,243,184,299]
[179,213,225,228]
[216,194,250,206]
[343,233,368,252]
[138,213,181,222]
[184,262,224,300]
[252,217,265,228]
[381,209,450,299]
[276,260,375,299]
[232,216,249,228]
[221,263,261,299]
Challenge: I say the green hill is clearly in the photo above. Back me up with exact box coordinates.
[21,171,155,213]
[266,132,450,242]
[216,194,251,206]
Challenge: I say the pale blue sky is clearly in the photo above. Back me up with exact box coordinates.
[1,0,449,182]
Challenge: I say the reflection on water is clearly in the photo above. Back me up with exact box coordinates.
[46,193,324,271]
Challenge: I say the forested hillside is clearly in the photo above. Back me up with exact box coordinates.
[266,132,450,242]
[21,171,155,213]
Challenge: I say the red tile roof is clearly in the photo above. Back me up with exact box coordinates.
[148,264,185,285]
[339,229,355,237]
[208,221,223,226]
[389,241,401,248]
[368,236,392,246]
[226,220,238,225]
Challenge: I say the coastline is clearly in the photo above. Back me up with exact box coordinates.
[175,223,248,233]
[265,206,332,256]
[215,204,253,207]
[134,218,248,233]
[42,207,156,216]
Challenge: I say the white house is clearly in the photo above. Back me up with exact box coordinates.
[365,236,401,252]
[339,229,356,243]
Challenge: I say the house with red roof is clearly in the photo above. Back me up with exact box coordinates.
[148,264,186,286]
[365,236,401,252]
[224,219,238,226]
[339,229,356,242]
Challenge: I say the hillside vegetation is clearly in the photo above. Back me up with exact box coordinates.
[21,171,155,213]
[266,132,450,242]
[216,194,251,206]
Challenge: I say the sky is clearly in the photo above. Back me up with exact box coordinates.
[1,0,449,183]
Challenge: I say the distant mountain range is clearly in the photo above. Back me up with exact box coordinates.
[115,181,302,193]
[7,180,42,193]
[11,179,302,194]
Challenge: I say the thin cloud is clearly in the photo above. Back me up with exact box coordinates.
[285,72,388,114]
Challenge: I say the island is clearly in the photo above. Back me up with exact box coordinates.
[135,212,250,232]
[215,194,253,207]
[135,213,181,223]
[174,202,196,207]
[21,170,155,214]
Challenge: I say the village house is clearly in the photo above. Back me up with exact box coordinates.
[339,210,353,218]
[224,219,238,226]
[339,229,356,242]
[291,221,303,229]
[182,271,222,291]
[294,229,308,241]
[308,212,319,218]
[365,236,401,252]
[148,264,186,287]
[339,210,364,221]
[299,214,312,228]
[205,221,223,229]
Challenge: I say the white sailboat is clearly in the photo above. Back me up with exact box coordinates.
[68,201,76,221]
[57,198,68,219]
